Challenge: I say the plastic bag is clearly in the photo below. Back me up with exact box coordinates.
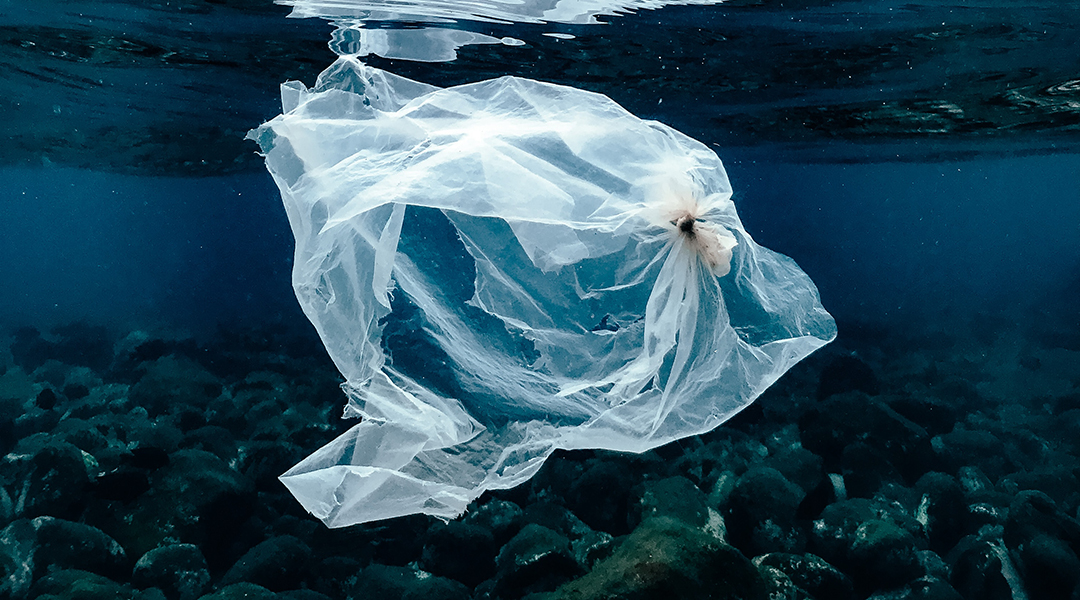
[249,56,836,527]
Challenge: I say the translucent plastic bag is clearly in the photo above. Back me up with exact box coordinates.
[249,56,836,527]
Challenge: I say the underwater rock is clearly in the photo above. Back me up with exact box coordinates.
[1013,533,1080,600]
[420,522,497,587]
[566,461,635,536]
[762,442,825,499]
[723,467,806,556]
[62,365,104,395]
[245,404,290,443]
[547,516,768,600]
[849,519,925,592]
[266,515,319,545]
[124,446,171,471]
[71,384,134,421]
[954,479,1010,535]
[666,439,714,486]
[237,440,305,493]
[946,535,1018,600]
[11,406,62,446]
[0,365,36,402]
[350,564,471,600]
[800,392,932,485]
[35,388,57,410]
[179,426,238,462]
[277,591,331,600]
[464,499,525,547]
[513,501,617,570]
[309,556,361,599]
[83,449,255,565]
[887,395,959,438]
[132,543,211,600]
[864,577,963,600]
[10,324,114,375]
[840,441,902,498]
[1001,491,1080,599]
[350,515,429,568]
[571,529,616,571]
[31,517,129,580]
[916,550,953,584]
[32,360,73,392]
[129,356,223,417]
[753,552,854,600]
[232,370,291,400]
[809,498,926,577]
[28,569,136,600]
[522,502,591,537]
[965,503,1009,534]
[755,565,803,600]
[1003,466,1080,506]
[928,376,982,409]
[284,421,343,455]
[795,475,839,521]
[92,466,151,502]
[62,382,90,400]
[0,519,34,598]
[7,440,92,520]
[220,535,312,592]
[817,355,880,400]
[1003,490,1080,551]
[0,517,128,595]
[196,582,280,600]
[0,398,20,456]
[632,475,713,530]
[494,523,582,598]
[174,408,210,433]
[116,413,184,458]
[931,429,1012,480]
[51,416,113,456]
[0,487,11,526]
[914,472,968,554]
[112,336,170,375]
[48,323,115,372]
[10,327,51,373]
[955,466,996,499]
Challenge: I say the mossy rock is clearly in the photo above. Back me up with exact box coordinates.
[547,516,768,600]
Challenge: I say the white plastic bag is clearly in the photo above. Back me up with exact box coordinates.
[249,56,836,527]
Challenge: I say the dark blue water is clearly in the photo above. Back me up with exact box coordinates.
[730,154,1080,324]
[2,0,1076,334]
[4,153,1076,333]
[1,167,298,331]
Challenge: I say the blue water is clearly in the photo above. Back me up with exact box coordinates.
[730,154,1080,324]
[0,168,298,331]
[4,153,1076,334]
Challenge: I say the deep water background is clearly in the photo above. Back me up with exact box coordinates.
[2,0,1078,338]
[729,153,1080,325]
[0,167,298,332]
[3,153,1077,334]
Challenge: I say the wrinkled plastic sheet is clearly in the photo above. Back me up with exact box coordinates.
[249,56,836,527]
